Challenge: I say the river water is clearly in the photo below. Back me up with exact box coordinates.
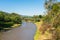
[1,22,37,40]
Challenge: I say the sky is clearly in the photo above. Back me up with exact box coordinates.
[0,0,60,16]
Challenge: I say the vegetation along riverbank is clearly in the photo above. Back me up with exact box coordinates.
[0,0,60,40]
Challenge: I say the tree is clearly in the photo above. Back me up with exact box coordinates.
[0,11,22,31]
[45,0,57,11]
[39,15,43,18]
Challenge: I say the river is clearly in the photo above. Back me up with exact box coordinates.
[1,22,37,40]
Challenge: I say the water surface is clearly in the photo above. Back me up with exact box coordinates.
[1,22,37,40]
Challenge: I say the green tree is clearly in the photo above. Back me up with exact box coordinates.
[45,0,57,11]
[0,11,22,31]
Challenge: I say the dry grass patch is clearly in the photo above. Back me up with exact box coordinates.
[34,21,43,40]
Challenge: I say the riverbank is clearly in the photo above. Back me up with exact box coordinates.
[34,21,59,40]
[0,24,21,32]
[34,21,43,40]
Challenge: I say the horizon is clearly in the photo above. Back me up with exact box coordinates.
[0,0,60,16]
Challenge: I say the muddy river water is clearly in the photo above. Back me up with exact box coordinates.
[1,22,37,40]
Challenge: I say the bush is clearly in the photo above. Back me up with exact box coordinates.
[0,11,22,31]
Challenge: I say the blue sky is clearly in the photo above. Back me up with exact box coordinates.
[0,0,60,16]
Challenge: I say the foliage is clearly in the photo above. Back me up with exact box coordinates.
[32,15,43,22]
[21,15,43,22]
[0,11,22,31]
[40,0,60,40]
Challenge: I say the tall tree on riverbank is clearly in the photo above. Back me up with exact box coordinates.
[39,0,60,40]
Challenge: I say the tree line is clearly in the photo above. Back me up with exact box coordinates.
[0,11,43,31]
[0,11,22,31]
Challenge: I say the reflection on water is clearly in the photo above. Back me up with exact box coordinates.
[1,22,37,40]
